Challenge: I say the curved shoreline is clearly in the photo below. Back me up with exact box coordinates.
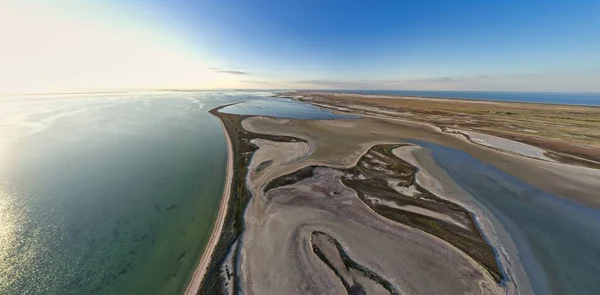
[393,145,525,295]
[184,118,234,295]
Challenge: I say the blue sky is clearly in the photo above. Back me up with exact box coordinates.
[2,0,600,92]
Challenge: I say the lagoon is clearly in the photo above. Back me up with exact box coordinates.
[414,140,600,295]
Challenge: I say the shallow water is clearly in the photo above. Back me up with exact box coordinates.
[0,91,344,294]
[412,140,600,295]
[219,98,358,119]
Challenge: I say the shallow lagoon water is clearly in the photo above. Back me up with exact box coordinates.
[219,98,358,119]
[412,140,600,295]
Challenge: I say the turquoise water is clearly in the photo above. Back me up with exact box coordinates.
[0,91,347,294]
[335,90,600,106]
[412,141,600,295]
[0,92,229,294]
[0,92,305,294]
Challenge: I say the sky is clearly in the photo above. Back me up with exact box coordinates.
[1,0,599,93]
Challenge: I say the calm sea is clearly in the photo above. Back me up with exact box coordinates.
[333,90,600,106]
[0,91,345,294]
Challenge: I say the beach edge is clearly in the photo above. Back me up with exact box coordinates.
[184,113,234,295]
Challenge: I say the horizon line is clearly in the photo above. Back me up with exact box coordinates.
[3,88,600,96]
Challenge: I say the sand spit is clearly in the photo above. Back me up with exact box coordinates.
[446,129,555,161]
[195,109,309,294]
[193,96,600,295]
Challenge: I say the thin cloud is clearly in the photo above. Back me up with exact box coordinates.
[207,67,247,75]
[241,80,278,85]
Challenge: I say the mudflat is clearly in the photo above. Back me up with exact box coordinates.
[193,93,600,295]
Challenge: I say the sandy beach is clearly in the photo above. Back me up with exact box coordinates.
[184,117,234,295]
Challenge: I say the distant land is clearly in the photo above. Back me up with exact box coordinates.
[330,90,600,106]
[4,89,600,107]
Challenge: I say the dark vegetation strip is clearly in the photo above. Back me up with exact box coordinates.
[263,165,314,192]
[345,145,502,282]
[311,231,400,295]
[254,160,273,173]
[197,106,305,294]
[310,239,353,292]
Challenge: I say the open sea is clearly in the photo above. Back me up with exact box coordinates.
[334,90,600,106]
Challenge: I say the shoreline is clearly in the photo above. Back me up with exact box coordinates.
[184,116,234,295]
[394,145,527,295]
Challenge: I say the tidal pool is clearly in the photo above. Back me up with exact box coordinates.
[412,140,600,295]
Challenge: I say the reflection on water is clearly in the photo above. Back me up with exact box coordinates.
[413,140,600,295]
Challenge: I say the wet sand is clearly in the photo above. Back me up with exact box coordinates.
[238,115,600,294]
[394,145,532,295]
[240,141,504,295]
[230,116,506,294]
